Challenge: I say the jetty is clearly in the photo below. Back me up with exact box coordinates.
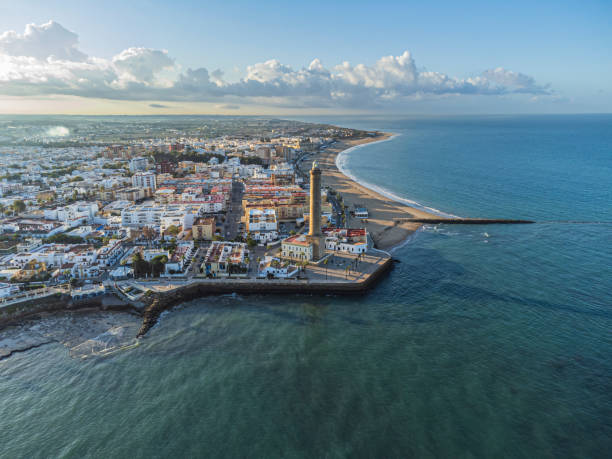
[396,218,535,225]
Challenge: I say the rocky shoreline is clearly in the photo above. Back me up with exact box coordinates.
[0,293,140,331]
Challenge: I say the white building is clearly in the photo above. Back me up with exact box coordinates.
[132,171,157,190]
[96,239,126,267]
[121,204,163,228]
[281,235,313,261]
[9,244,98,269]
[323,228,369,254]
[251,230,279,243]
[160,208,197,233]
[44,202,99,226]
[257,256,298,279]
[141,248,169,262]
[165,242,195,274]
[121,203,200,230]
[247,208,277,232]
[129,157,148,173]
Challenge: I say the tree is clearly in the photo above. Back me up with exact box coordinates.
[44,233,84,244]
[165,241,177,254]
[12,200,26,214]
[150,255,167,277]
[142,226,156,242]
[165,225,180,236]
[132,252,151,278]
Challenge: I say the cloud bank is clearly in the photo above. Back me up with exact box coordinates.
[0,21,552,108]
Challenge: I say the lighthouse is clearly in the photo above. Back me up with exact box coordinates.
[308,161,325,260]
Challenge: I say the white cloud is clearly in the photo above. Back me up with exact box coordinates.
[0,21,86,62]
[480,67,550,94]
[112,47,174,83]
[0,21,553,108]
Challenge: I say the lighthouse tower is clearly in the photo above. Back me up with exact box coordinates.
[308,161,325,260]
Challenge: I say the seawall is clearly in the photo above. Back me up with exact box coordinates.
[137,256,394,337]
[0,256,393,337]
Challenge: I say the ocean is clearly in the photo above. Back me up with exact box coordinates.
[1,115,611,458]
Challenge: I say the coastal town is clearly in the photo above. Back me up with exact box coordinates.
[0,119,397,323]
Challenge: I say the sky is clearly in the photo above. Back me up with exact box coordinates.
[0,0,610,115]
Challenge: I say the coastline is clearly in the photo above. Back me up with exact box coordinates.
[303,132,442,251]
[1,130,436,347]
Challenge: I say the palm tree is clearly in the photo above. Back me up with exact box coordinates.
[12,200,26,215]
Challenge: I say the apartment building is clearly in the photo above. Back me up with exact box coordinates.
[247,208,277,232]
[192,217,216,241]
[129,157,148,173]
[132,171,157,190]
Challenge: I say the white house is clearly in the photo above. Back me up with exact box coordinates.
[164,242,194,274]
[323,228,369,254]
[257,256,299,279]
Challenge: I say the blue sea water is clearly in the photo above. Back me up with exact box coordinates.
[1,115,611,458]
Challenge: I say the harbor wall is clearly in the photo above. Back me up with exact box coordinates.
[137,256,394,337]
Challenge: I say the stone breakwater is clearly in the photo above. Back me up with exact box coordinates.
[396,218,535,224]
[137,257,394,337]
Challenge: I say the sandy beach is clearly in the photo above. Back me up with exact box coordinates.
[300,133,441,251]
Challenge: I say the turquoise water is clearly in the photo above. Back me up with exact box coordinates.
[1,115,611,457]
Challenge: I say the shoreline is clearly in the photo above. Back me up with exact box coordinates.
[304,132,442,251]
[1,130,440,347]
[336,135,458,219]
